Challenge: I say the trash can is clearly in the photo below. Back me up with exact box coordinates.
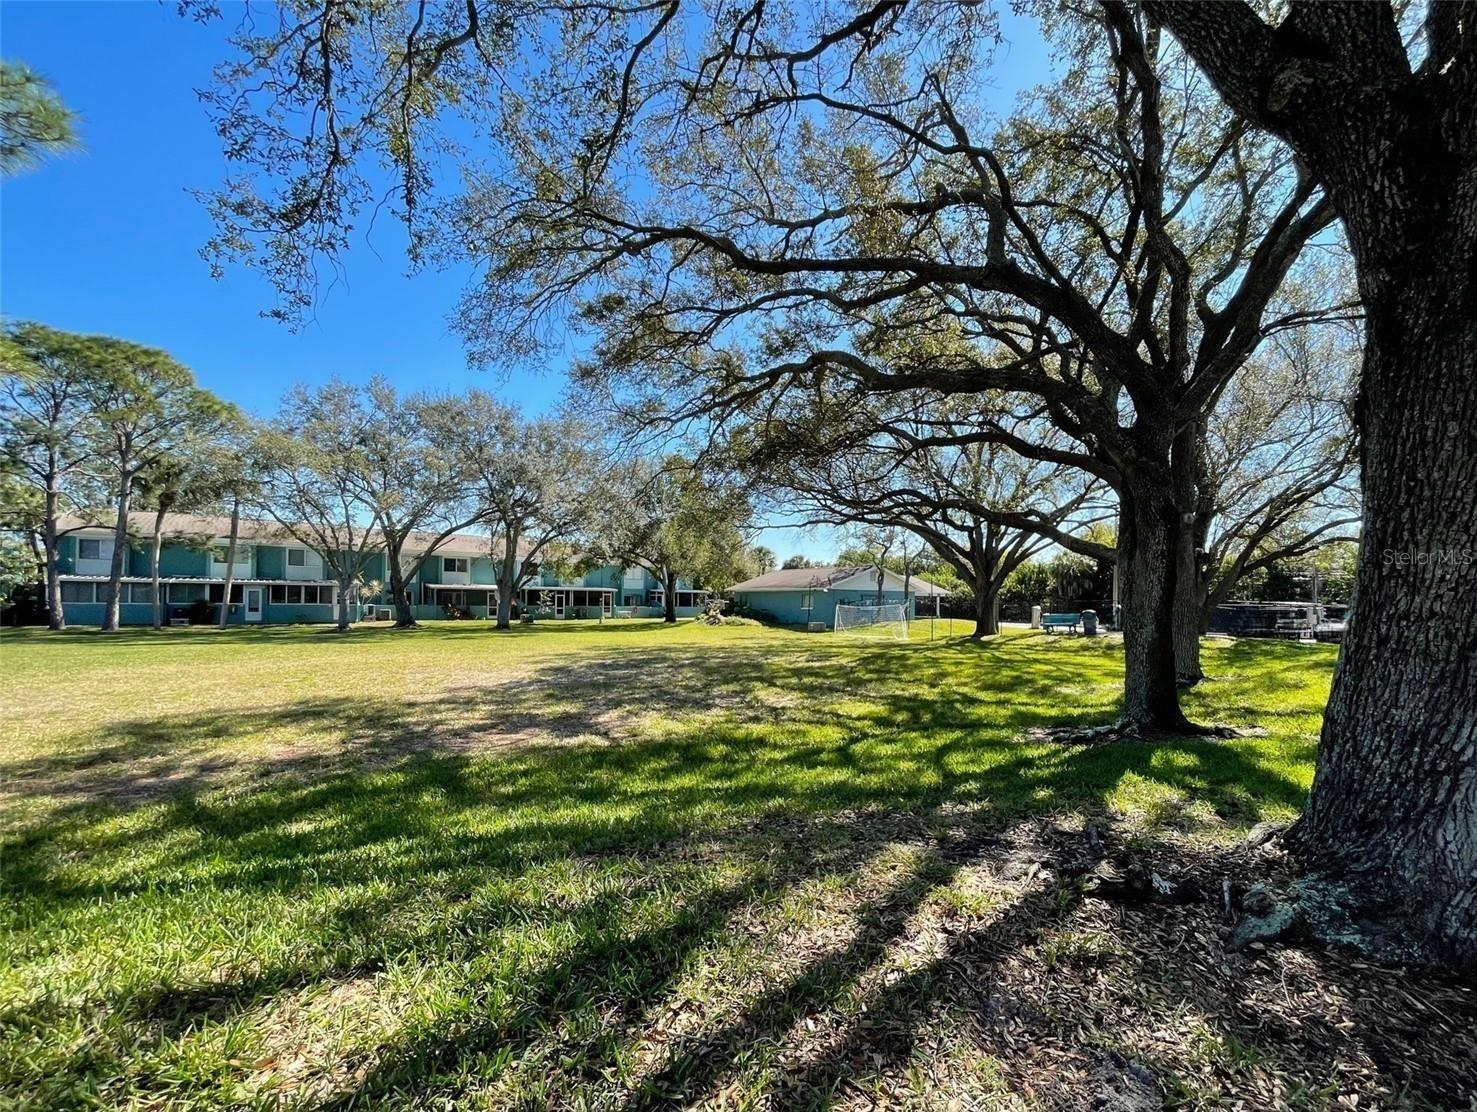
[1030,605,1042,629]
[1081,609,1098,636]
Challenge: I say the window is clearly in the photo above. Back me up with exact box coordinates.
[167,583,203,604]
[78,538,104,560]
[443,556,469,574]
[61,581,96,603]
[800,591,814,611]
[287,548,307,567]
[128,583,155,604]
[270,585,286,604]
[286,585,303,605]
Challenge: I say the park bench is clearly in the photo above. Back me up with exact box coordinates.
[1042,612,1081,634]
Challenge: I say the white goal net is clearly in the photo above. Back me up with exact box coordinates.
[833,602,910,641]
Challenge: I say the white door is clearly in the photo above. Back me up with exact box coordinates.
[245,587,264,622]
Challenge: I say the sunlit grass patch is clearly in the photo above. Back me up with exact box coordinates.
[0,620,1398,1109]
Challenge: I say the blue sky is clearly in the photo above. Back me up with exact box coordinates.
[1,0,1051,560]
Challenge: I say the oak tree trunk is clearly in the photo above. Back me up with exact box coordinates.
[495,527,520,630]
[335,580,352,633]
[1172,561,1204,687]
[1171,423,1206,686]
[662,568,678,623]
[1286,267,1477,968]
[970,580,1000,639]
[1118,484,1197,733]
[1146,0,1477,968]
[387,544,418,628]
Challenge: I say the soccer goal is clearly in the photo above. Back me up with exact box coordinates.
[833,602,910,641]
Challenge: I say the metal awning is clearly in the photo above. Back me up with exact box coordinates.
[58,574,340,586]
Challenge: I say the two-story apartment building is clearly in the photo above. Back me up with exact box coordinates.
[50,513,709,626]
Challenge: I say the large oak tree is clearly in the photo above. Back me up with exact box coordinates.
[196,0,1346,737]
[1144,0,1477,969]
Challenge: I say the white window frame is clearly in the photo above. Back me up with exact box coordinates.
[284,546,321,581]
[76,537,114,572]
[211,544,251,567]
[440,555,470,585]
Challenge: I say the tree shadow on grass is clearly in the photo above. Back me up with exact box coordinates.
[751,824,1477,1110]
[1,633,1367,1108]
[7,742,1462,1107]
[6,631,1306,818]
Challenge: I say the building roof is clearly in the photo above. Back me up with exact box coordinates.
[729,564,948,596]
[54,512,518,559]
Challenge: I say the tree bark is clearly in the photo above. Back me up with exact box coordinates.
[336,579,352,633]
[1145,0,1477,965]
[150,506,167,629]
[101,470,132,633]
[493,525,520,630]
[386,537,418,628]
[1285,269,1477,968]
[1171,423,1206,686]
[662,566,678,623]
[970,577,1000,639]
[1118,483,1198,733]
[1172,559,1204,686]
[218,498,241,630]
[43,490,64,631]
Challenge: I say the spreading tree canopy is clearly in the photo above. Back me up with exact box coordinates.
[197,0,1351,734]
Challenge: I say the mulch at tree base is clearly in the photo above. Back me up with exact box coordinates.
[735,812,1477,1110]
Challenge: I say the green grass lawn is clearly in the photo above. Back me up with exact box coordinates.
[7,620,1457,1110]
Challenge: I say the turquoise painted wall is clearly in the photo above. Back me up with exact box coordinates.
[155,544,209,577]
[734,588,916,628]
[257,545,285,578]
[469,556,497,584]
[261,602,337,624]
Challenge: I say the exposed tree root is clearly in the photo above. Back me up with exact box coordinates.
[1071,820,1451,971]
[1222,876,1452,969]
[1029,718,1259,745]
